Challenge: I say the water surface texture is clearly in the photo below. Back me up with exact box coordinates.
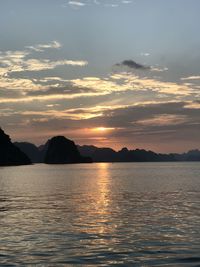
[0,163,200,266]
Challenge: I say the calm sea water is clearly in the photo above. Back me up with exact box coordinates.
[0,162,199,266]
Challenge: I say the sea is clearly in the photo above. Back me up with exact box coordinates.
[0,162,199,266]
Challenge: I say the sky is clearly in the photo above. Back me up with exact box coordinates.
[1,0,200,152]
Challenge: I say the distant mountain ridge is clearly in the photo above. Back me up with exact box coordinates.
[7,127,200,166]
[14,141,200,163]
[78,145,200,162]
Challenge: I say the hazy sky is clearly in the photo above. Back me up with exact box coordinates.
[1,0,200,152]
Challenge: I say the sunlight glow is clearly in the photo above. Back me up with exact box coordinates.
[93,127,115,132]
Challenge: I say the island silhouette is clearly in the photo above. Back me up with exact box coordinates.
[44,136,92,164]
[0,127,200,166]
[0,128,31,166]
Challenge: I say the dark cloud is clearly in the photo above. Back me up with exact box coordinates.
[26,85,95,96]
[101,102,199,128]
[0,89,23,99]
[116,60,150,70]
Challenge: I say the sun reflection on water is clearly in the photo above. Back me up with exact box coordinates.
[94,163,112,234]
[96,163,111,206]
[72,163,114,237]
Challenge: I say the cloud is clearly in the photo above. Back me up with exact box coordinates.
[66,0,132,9]
[115,59,168,73]
[136,114,189,127]
[184,101,200,109]
[116,60,150,70]
[140,52,150,57]
[0,90,107,104]
[122,0,132,3]
[0,48,87,74]
[16,58,87,72]
[26,85,95,97]
[25,41,62,52]
[0,42,88,92]
[151,66,168,72]
[0,66,195,105]
[68,1,86,7]
[72,72,192,97]
[181,75,200,81]
[104,3,119,8]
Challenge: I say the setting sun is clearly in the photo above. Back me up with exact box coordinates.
[96,127,107,132]
[93,127,114,132]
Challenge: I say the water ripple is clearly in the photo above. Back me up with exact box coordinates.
[0,162,199,266]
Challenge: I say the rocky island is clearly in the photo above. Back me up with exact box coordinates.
[44,136,92,164]
[0,128,31,166]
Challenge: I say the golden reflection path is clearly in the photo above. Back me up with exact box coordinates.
[71,163,117,249]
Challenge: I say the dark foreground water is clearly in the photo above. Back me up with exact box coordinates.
[0,163,199,266]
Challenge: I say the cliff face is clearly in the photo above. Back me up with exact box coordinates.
[44,136,92,164]
[0,128,31,166]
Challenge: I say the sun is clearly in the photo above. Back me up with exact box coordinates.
[96,127,107,132]
[92,127,114,132]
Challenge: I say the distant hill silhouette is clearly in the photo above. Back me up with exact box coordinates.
[0,128,31,166]
[11,133,200,164]
[77,145,176,162]
[77,145,200,162]
[77,145,118,162]
[44,136,92,164]
[14,142,42,163]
